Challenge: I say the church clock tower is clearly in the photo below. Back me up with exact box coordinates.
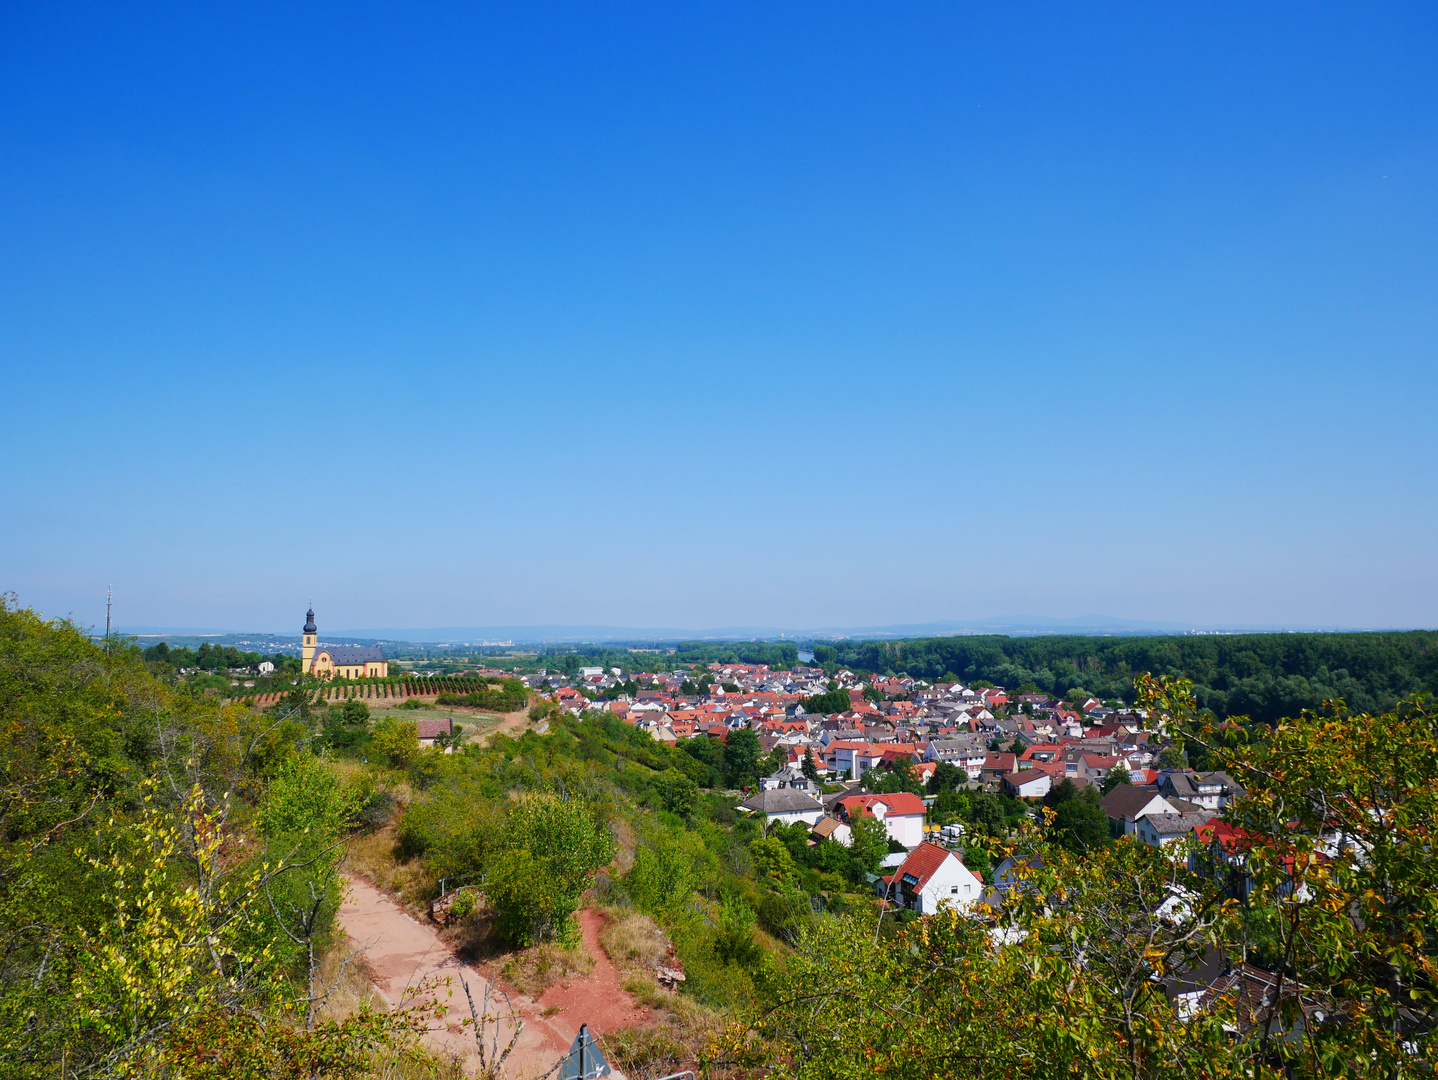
[301,607,317,675]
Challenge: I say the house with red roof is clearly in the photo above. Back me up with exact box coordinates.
[838,792,927,848]
[876,842,984,914]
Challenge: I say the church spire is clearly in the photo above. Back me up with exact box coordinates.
[304,606,317,634]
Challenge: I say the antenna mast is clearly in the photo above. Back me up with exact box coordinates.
[105,585,113,639]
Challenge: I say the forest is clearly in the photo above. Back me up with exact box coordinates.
[819,629,1438,722]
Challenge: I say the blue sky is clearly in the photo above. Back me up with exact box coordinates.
[3,2,1435,634]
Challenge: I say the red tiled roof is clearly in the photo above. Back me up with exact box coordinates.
[840,792,927,818]
[895,842,957,890]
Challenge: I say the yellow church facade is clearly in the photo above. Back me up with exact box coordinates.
[301,607,389,679]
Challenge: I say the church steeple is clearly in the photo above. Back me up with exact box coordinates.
[301,606,317,673]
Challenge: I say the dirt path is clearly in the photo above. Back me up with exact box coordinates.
[338,875,640,1078]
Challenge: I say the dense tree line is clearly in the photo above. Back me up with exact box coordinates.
[141,639,298,674]
[820,630,1438,722]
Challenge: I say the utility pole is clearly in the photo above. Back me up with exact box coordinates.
[105,585,112,640]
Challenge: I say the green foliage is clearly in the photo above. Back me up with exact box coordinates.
[435,678,529,712]
[370,716,419,768]
[1099,764,1130,793]
[723,726,762,788]
[0,597,418,1077]
[1156,743,1189,770]
[927,760,963,794]
[847,813,889,873]
[1046,786,1109,854]
[819,630,1438,723]
[801,687,852,715]
[487,792,614,946]
[748,835,798,884]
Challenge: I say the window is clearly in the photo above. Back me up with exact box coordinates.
[951,886,959,894]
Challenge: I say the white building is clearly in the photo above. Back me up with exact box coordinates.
[877,843,985,914]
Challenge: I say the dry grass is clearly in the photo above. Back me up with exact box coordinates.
[598,910,671,976]
[346,822,435,912]
[499,942,595,998]
[313,940,387,1023]
[364,1046,469,1080]
[592,909,736,1075]
[601,1025,690,1080]
[609,817,638,876]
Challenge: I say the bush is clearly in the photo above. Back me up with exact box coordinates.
[371,717,419,768]
[487,793,614,946]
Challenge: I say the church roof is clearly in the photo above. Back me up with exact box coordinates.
[315,645,386,665]
[303,607,317,634]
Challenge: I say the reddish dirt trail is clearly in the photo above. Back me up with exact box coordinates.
[338,875,641,1078]
[534,907,654,1032]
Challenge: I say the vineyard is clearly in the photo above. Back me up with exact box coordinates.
[234,675,526,708]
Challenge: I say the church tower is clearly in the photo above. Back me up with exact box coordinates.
[301,607,317,675]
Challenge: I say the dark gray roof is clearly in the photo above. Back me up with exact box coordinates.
[1144,811,1214,836]
[1100,783,1168,820]
[739,788,824,815]
[304,607,317,634]
[316,645,386,665]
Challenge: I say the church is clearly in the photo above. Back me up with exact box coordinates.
[300,607,389,679]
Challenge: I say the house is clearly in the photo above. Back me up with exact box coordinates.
[810,815,852,847]
[414,717,456,753]
[737,787,826,826]
[257,660,275,675]
[759,766,819,796]
[1099,784,1181,837]
[992,854,1045,900]
[1001,768,1052,799]
[825,741,887,779]
[876,843,984,914]
[838,792,927,848]
[1135,811,1215,849]
[981,752,1018,786]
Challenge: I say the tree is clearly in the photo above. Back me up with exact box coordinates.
[927,761,963,794]
[848,813,889,873]
[802,687,852,715]
[800,749,821,783]
[862,685,883,703]
[723,726,762,789]
[486,792,613,946]
[1138,672,1438,1074]
[969,792,1006,837]
[371,716,419,768]
[1048,787,1109,855]
[748,836,798,884]
[1099,764,1130,793]
[1156,743,1189,770]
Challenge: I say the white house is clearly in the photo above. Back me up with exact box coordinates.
[1001,768,1053,799]
[811,815,852,846]
[877,843,985,914]
[1100,784,1182,837]
[1136,811,1214,850]
[839,792,927,849]
[257,661,275,675]
[737,787,826,827]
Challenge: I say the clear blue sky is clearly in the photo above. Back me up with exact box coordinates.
[3,2,1435,635]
